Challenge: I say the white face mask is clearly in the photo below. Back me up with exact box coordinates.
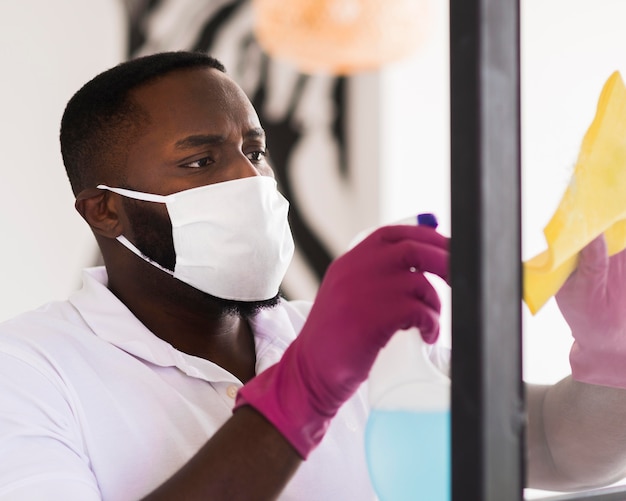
[97,176,295,302]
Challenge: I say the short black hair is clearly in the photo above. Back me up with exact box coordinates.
[60,51,226,195]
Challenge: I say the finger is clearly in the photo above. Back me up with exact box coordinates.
[609,245,626,279]
[409,272,442,314]
[564,235,609,297]
[411,303,440,344]
[398,240,449,283]
[390,274,441,343]
[578,234,608,277]
[375,224,450,251]
[411,274,441,343]
[557,235,608,300]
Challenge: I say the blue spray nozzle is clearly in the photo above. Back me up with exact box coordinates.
[417,213,438,229]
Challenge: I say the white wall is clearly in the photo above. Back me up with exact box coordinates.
[0,0,126,320]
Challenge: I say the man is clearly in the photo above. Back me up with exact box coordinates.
[0,50,625,500]
[0,50,447,500]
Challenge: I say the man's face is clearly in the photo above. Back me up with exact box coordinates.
[121,67,273,196]
[114,67,279,314]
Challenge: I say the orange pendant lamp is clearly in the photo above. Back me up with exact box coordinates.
[252,0,431,75]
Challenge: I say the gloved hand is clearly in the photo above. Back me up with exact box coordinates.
[555,234,626,388]
[234,224,449,458]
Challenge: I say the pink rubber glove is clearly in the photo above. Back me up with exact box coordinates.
[555,234,626,388]
[235,224,449,458]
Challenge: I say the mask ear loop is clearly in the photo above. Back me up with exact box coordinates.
[96,185,176,277]
[115,235,175,277]
[96,184,173,203]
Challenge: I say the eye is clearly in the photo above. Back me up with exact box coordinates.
[180,156,214,168]
[246,150,267,164]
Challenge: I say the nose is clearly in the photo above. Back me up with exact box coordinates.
[231,150,261,180]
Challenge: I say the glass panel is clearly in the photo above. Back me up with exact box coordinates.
[522,0,626,499]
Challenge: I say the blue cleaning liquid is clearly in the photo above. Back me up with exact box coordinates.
[365,409,451,501]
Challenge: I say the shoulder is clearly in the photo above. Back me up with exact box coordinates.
[0,300,91,380]
[0,267,109,347]
[0,299,85,345]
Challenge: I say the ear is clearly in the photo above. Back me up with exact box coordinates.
[75,188,124,238]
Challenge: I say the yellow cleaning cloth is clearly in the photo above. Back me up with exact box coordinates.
[524,71,626,314]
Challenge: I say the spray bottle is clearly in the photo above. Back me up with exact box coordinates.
[356,214,451,501]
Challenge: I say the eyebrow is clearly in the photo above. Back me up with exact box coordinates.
[174,128,266,150]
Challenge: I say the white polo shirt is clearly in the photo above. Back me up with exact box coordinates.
[0,267,376,500]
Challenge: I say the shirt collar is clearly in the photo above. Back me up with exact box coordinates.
[68,267,303,383]
[68,267,240,384]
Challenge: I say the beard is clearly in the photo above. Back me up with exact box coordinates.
[121,195,176,270]
[121,196,281,318]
